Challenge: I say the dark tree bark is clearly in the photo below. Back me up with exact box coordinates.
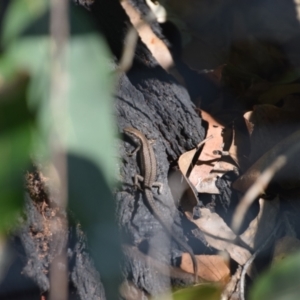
[0,0,208,299]
[88,0,206,296]
[79,0,207,296]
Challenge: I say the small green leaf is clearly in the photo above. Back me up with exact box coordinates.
[250,252,300,300]
[171,284,222,300]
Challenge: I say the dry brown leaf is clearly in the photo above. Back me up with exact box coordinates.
[178,147,197,176]
[243,111,254,135]
[191,110,238,194]
[240,197,279,250]
[196,160,237,194]
[228,118,251,172]
[272,236,300,265]
[195,175,220,194]
[228,125,239,166]
[233,129,300,193]
[189,110,224,193]
[168,169,198,213]
[221,266,242,300]
[181,253,230,283]
[191,208,253,271]
[121,0,174,70]
[177,135,215,211]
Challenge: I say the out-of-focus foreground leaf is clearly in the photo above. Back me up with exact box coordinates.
[2,0,116,222]
[250,252,300,300]
[2,0,48,46]
[0,71,34,230]
[2,1,120,297]
[171,284,222,300]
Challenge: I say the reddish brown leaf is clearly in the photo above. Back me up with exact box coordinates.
[190,208,253,273]
[181,253,230,283]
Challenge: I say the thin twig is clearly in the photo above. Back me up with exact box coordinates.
[231,155,286,234]
[49,0,69,299]
[239,221,281,300]
[186,135,214,178]
[196,135,214,150]
[117,26,139,73]
[221,266,242,300]
[117,3,158,72]
[232,139,300,234]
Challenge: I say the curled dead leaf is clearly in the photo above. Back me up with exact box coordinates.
[190,208,254,276]
[244,111,254,135]
[181,253,230,283]
[168,168,198,213]
[240,198,279,250]
[121,0,174,70]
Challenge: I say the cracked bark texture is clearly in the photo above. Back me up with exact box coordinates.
[77,0,206,296]
[0,0,207,299]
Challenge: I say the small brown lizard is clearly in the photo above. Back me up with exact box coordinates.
[124,127,198,283]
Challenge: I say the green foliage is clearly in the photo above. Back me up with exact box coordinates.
[67,35,116,186]
[2,0,48,46]
[171,284,222,300]
[1,1,120,296]
[250,252,300,300]
[0,0,117,233]
[0,73,34,230]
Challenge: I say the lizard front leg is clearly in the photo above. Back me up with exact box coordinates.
[152,182,163,194]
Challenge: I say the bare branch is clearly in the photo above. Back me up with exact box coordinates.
[49,0,69,299]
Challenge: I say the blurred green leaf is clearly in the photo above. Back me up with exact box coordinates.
[1,4,118,288]
[250,252,300,300]
[0,72,34,230]
[171,284,222,300]
[67,34,116,185]
[0,53,19,81]
[2,0,48,46]
[0,127,32,230]
[0,72,33,130]
[3,2,116,184]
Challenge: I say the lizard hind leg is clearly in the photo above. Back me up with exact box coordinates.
[133,174,144,191]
